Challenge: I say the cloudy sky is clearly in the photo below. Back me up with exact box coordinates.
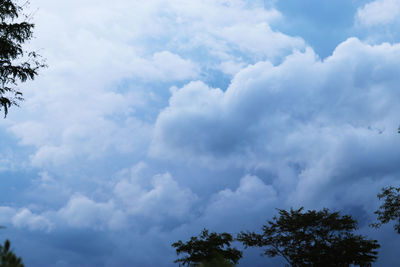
[1,0,400,266]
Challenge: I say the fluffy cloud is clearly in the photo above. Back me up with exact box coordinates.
[153,38,400,159]
[0,207,53,232]
[356,0,400,26]
[50,165,198,231]
[2,1,400,266]
[0,168,197,234]
[12,208,54,232]
[151,38,400,211]
[200,175,277,231]
[58,195,126,230]
[114,172,198,222]
[139,51,199,81]
[2,0,305,169]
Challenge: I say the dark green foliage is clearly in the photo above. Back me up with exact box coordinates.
[0,0,45,117]
[0,239,24,267]
[237,208,380,267]
[371,186,400,233]
[197,254,235,267]
[172,229,242,267]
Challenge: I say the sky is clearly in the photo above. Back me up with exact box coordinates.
[1,0,400,266]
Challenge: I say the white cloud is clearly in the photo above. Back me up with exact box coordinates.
[3,0,400,265]
[12,208,53,232]
[217,22,304,60]
[114,172,198,222]
[58,195,126,230]
[0,207,53,232]
[151,38,400,214]
[50,168,198,230]
[219,60,247,75]
[152,38,400,166]
[140,51,200,81]
[356,0,400,26]
[9,122,50,147]
[206,175,277,216]
[3,0,304,169]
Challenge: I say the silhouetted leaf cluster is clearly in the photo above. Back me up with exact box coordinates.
[371,186,400,233]
[238,208,379,267]
[0,0,45,117]
[0,239,24,267]
[173,208,381,267]
[172,229,242,267]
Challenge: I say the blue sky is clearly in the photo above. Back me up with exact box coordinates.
[1,0,400,266]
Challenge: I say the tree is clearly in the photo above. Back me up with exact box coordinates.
[196,254,235,267]
[237,208,380,267]
[371,186,400,233]
[0,0,45,117]
[171,229,242,267]
[0,239,24,267]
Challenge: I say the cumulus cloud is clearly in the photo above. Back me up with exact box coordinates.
[210,175,277,206]
[47,166,198,231]
[356,0,400,26]
[0,207,53,232]
[2,0,305,169]
[151,38,400,210]
[3,0,400,266]
[153,38,400,158]
[201,175,277,230]
[114,172,198,222]
[12,208,54,232]
[139,51,199,81]
[58,195,126,230]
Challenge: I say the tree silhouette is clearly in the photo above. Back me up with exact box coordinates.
[172,229,242,267]
[238,207,380,267]
[0,0,45,116]
[0,239,24,267]
[371,186,400,233]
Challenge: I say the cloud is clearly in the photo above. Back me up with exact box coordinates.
[216,22,304,61]
[356,0,400,26]
[151,38,400,219]
[139,51,199,81]
[50,165,198,231]
[0,207,16,225]
[3,0,305,170]
[58,195,126,230]
[2,1,400,266]
[12,208,54,232]
[114,172,198,222]
[201,175,277,231]
[152,38,400,167]
[210,175,277,208]
[0,206,53,232]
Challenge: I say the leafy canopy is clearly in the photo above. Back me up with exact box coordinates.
[171,229,242,267]
[237,207,380,267]
[371,186,400,233]
[0,239,24,267]
[0,0,45,116]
